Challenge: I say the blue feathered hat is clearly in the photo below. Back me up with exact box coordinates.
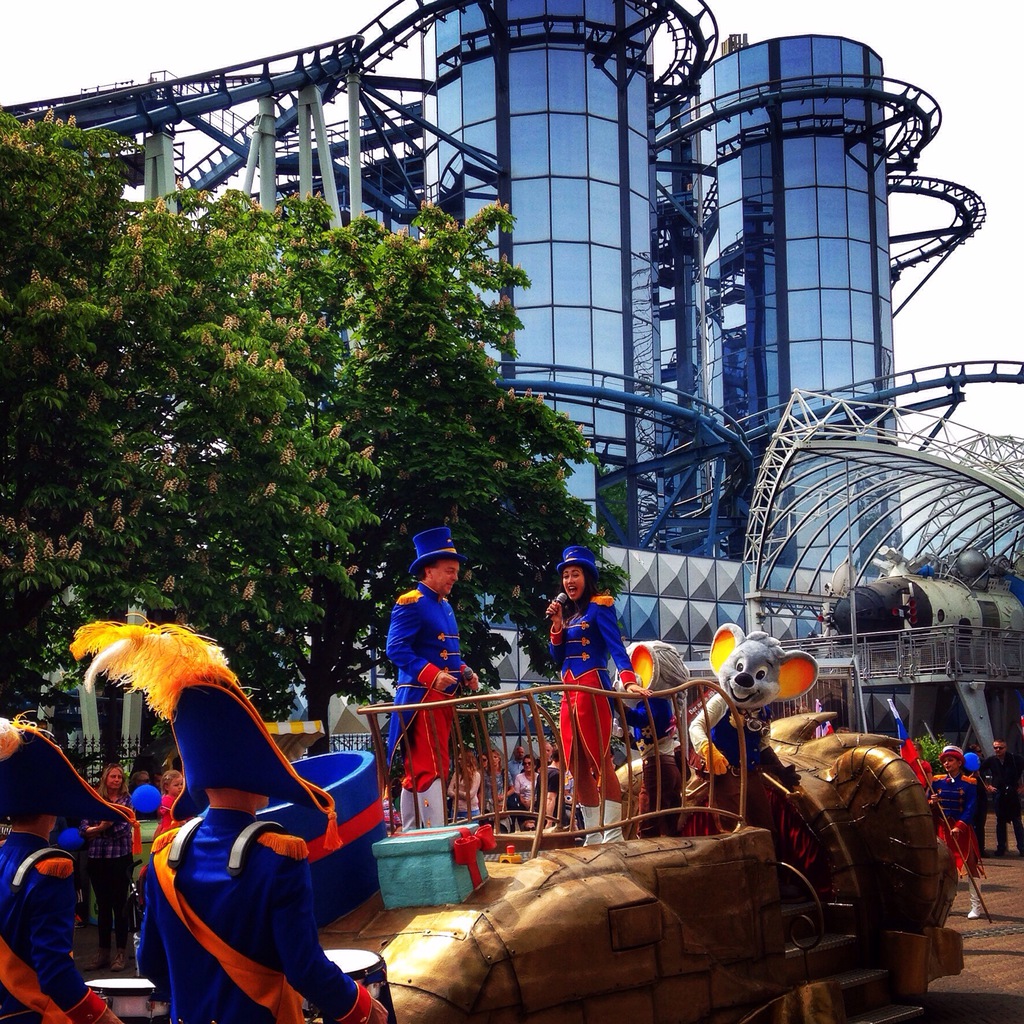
[556,544,599,579]
[0,717,134,823]
[71,622,342,852]
[409,526,467,574]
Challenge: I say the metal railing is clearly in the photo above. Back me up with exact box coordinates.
[358,677,760,859]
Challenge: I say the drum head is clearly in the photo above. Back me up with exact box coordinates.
[87,978,156,992]
[322,948,383,978]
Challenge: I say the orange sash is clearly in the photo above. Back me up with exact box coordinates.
[152,845,304,1024]
[0,929,68,1023]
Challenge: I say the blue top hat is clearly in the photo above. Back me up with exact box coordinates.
[0,718,134,823]
[71,621,341,851]
[409,526,467,574]
[557,544,599,579]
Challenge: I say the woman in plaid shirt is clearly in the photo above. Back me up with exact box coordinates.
[79,763,135,971]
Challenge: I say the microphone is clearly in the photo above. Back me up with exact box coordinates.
[546,592,569,617]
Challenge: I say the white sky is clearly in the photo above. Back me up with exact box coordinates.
[2,0,1019,436]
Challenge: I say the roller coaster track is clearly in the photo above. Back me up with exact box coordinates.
[6,1,715,217]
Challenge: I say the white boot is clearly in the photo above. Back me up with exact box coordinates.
[580,804,602,846]
[967,882,983,920]
[401,780,446,831]
[600,799,624,844]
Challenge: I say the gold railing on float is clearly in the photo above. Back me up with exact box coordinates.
[358,678,755,860]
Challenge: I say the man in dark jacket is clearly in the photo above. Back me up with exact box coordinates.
[980,739,1024,856]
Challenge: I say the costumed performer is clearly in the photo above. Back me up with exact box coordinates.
[546,544,636,844]
[385,527,479,831]
[931,744,985,919]
[71,621,389,1024]
[0,716,132,1024]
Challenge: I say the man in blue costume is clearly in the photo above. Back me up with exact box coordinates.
[72,621,389,1024]
[931,744,985,919]
[0,716,131,1024]
[386,527,479,831]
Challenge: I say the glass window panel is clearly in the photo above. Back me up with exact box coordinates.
[510,50,548,114]
[818,188,847,237]
[849,240,872,291]
[785,188,817,237]
[814,136,846,186]
[511,179,550,242]
[876,246,892,300]
[715,56,738,99]
[590,181,620,248]
[852,341,875,381]
[738,43,769,91]
[551,178,589,240]
[719,199,743,252]
[589,243,618,307]
[461,4,485,32]
[435,14,459,54]
[787,239,819,290]
[586,0,615,22]
[847,190,870,241]
[821,341,852,389]
[821,290,852,339]
[514,307,553,366]
[846,144,868,191]
[851,291,874,342]
[812,37,842,76]
[593,309,624,376]
[842,40,865,75]
[587,62,618,120]
[628,129,649,195]
[788,291,821,341]
[631,193,652,255]
[554,307,592,364]
[550,114,588,175]
[588,117,619,183]
[718,155,742,206]
[552,242,592,304]
[784,137,815,187]
[438,80,462,129]
[514,242,552,305]
[819,238,849,287]
[627,73,646,131]
[789,339,823,390]
[513,0,546,16]
[462,60,494,124]
[548,49,585,113]
[780,37,812,81]
[510,114,549,177]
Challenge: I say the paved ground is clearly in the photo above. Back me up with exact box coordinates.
[73,823,1023,1018]
[916,826,1024,1020]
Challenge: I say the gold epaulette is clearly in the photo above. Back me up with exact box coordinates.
[35,857,74,880]
[152,829,179,855]
[396,589,423,606]
[593,594,615,606]
[257,831,308,860]
[964,775,977,787]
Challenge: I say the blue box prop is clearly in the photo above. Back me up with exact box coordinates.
[372,823,489,909]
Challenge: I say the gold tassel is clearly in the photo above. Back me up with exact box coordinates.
[132,818,142,856]
[257,832,308,860]
[322,809,342,853]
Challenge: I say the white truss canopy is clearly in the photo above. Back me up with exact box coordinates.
[746,391,1024,594]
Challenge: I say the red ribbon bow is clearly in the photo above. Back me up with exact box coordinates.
[452,824,496,888]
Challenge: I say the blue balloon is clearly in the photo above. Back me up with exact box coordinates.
[57,826,84,851]
[131,783,162,814]
[964,751,981,772]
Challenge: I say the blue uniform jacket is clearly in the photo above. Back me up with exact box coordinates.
[138,808,360,1024]
[0,832,92,1021]
[933,771,977,826]
[711,707,772,770]
[548,596,635,688]
[385,582,467,761]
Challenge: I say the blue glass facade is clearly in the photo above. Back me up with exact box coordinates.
[686,36,894,422]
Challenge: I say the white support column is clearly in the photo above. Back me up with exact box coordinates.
[347,71,362,219]
[144,133,176,206]
[298,85,342,227]
[243,97,278,211]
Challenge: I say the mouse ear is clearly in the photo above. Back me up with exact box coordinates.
[710,624,745,674]
[776,652,818,700]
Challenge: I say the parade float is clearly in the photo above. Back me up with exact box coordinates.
[267,638,964,1024]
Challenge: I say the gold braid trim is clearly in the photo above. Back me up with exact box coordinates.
[257,832,308,860]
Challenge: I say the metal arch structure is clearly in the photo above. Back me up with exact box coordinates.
[745,390,1024,602]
